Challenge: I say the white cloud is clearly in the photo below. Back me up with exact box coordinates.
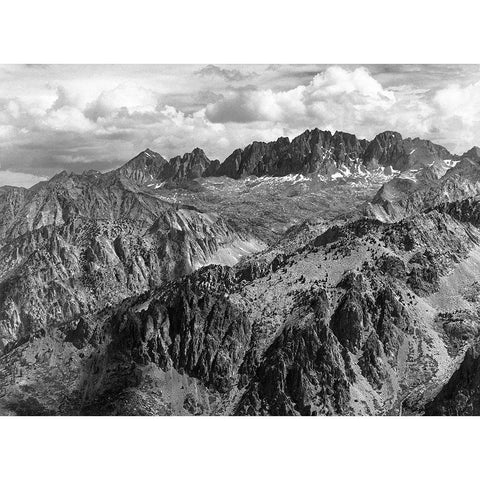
[85,84,159,120]
[2,65,480,186]
[204,66,480,153]
[195,64,257,82]
[41,106,94,133]
[205,67,396,134]
[0,125,15,139]
[433,81,480,125]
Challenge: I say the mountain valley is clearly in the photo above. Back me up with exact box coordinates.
[2,127,480,415]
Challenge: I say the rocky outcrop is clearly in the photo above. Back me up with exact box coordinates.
[236,317,354,416]
[166,148,217,180]
[407,250,440,295]
[80,266,249,413]
[363,132,450,171]
[116,149,168,184]
[214,129,369,179]
[331,288,371,351]
[425,344,480,415]
[0,186,27,243]
[117,148,218,184]
[212,129,454,179]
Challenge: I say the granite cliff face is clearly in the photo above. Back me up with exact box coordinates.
[213,129,451,179]
[2,127,480,415]
[214,129,368,178]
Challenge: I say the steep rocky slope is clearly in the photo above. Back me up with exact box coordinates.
[2,127,480,416]
[0,208,262,352]
[0,169,177,244]
[69,208,480,415]
[4,202,479,415]
[362,131,451,171]
[366,151,480,222]
[425,343,480,415]
[166,148,219,181]
[116,149,169,184]
[0,166,264,354]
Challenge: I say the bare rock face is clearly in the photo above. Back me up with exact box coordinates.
[363,132,450,171]
[0,186,27,241]
[213,129,453,180]
[166,148,217,180]
[0,207,257,352]
[407,250,440,295]
[56,200,478,416]
[331,288,371,351]
[80,265,249,413]
[425,344,480,415]
[116,149,168,184]
[236,317,353,416]
[215,129,369,178]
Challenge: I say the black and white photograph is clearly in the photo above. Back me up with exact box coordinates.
[1,1,480,478]
[4,63,480,417]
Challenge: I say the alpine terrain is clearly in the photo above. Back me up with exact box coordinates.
[2,127,480,416]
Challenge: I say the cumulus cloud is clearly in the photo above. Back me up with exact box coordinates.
[195,64,257,82]
[203,66,480,153]
[2,64,480,187]
[433,81,480,125]
[84,84,160,120]
[427,80,480,151]
[42,106,95,133]
[206,67,396,131]
[52,86,82,110]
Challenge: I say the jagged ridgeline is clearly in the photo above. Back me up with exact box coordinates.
[2,127,480,415]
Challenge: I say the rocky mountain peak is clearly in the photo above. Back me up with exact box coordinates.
[462,146,480,160]
[125,148,166,167]
[116,148,168,184]
[362,131,451,171]
[167,147,215,180]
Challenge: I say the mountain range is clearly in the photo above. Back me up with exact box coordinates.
[2,127,480,415]
[111,129,455,183]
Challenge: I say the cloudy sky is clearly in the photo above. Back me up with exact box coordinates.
[1,64,480,187]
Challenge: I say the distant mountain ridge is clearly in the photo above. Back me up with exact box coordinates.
[114,128,462,184]
[117,147,220,184]
[3,128,476,190]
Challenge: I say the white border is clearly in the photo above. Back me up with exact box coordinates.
[0,0,478,63]
[1,1,479,479]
